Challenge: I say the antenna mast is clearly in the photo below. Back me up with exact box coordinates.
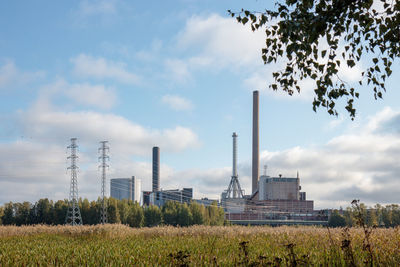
[66,138,83,225]
[99,141,109,224]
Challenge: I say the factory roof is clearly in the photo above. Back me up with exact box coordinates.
[261,176,298,183]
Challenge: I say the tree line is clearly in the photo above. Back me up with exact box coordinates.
[329,203,400,227]
[0,198,225,227]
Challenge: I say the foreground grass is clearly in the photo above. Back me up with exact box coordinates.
[0,225,399,266]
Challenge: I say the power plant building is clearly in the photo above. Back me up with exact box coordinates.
[221,90,322,224]
[149,188,193,207]
[259,174,301,201]
[250,173,314,213]
[110,176,142,204]
[143,146,194,207]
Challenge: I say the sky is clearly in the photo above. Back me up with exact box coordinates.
[1,0,400,209]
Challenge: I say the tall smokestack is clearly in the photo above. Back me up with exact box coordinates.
[232,132,238,178]
[252,90,259,194]
[152,146,160,192]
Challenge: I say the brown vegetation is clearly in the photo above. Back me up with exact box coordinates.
[1,225,400,265]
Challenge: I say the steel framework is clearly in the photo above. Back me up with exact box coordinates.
[225,132,244,198]
[99,141,109,224]
[65,138,83,225]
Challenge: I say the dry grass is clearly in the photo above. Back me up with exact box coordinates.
[0,225,399,266]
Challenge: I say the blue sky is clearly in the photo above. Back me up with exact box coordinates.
[1,0,400,209]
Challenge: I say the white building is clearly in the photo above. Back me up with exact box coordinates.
[110,176,142,204]
[258,175,300,201]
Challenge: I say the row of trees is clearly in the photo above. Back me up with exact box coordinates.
[329,203,400,227]
[0,198,225,227]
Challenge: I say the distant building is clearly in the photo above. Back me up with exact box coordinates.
[142,191,152,206]
[250,173,313,213]
[258,175,302,201]
[194,198,219,206]
[222,172,314,216]
[223,198,247,213]
[220,90,323,225]
[149,188,193,207]
[110,176,141,204]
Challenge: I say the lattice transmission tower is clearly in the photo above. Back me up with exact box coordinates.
[99,141,109,224]
[225,132,244,198]
[65,138,83,225]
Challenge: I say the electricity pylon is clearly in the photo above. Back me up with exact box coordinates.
[99,141,109,224]
[66,138,83,225]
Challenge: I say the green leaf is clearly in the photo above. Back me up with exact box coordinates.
[229,0,399,119]
[346,60,355,68]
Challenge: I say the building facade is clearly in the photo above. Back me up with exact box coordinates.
[149,188,193,206]
[258,175,301,201]
[110,176,142,204]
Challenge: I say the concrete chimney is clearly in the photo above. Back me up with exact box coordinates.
[232,132,238,178]
[152,146,160,192]
[252,90,259,194]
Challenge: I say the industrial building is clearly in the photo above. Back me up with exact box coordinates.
[110,176,142,204]
[247,172,314,214]
[148,188,193,206]
[143,188,193,206]
[140,146,193,206]
[194,198,219,206]
[258,173,305,201]
[220,90,324,225]
[222,172,313,215]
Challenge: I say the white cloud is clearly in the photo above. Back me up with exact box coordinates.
[18,104,199,156]
[162,94,193,111]
[244,67,316,100]
[66,83,116,109]
[257,108,400,208]
[365,106,396,132]
[0,61,18,87]
[164,58,191,84]
[38,79,116,109]
[162,14,266,87]
[177,14,265,68]
[71,54,140,84]
[72,0,126,28]
[0,60,45,89]
[0,100,200,204]
[175,14,365,103]
[0,141,70,204]
[135,39,163,62]
[338,62,363,82]
[325,115,345,130]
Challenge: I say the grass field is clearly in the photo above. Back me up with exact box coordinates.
[0,225,399,266]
